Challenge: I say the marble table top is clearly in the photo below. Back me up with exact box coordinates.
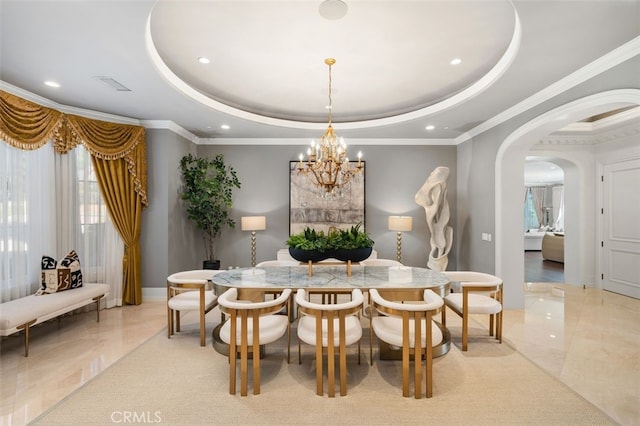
[211,265,449,291]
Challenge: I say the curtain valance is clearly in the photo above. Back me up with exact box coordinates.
[0,90,147,206]
[1,89,148,304]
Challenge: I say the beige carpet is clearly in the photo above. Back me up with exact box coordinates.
[33,320,614,425]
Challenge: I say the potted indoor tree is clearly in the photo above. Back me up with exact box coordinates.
[179,153,241,269]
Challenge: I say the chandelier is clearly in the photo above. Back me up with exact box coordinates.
[297,58,363,195]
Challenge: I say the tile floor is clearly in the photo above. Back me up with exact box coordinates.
[1,283,639,425]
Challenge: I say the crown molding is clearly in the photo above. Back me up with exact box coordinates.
[141,120,199,143]
[592,122,640,145]
[0,80,140,126]
[536,135,594,146]
[537,121,640,146]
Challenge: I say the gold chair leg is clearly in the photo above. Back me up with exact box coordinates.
[489,314,495,337]
[340,345,347,396]
[315,313,324,396]
[328,343,335,397]
[199,306,206,347]
[426,316,434,398]
[253,315,261,395]
[402,317,410,397]
[462,312,468,351]
[240,316,249,396]
[315,341,323,396]
[327,314,336,397]
[415,315,424,399]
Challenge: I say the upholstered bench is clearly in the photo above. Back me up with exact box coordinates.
[0,283,109,356]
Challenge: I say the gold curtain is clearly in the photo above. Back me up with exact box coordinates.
[0,90,148,305]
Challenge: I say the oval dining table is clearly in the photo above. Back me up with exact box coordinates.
[210,264,452,358]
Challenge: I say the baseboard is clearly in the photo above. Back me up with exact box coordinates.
[142,287,165,301]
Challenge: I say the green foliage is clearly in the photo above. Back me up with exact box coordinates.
[286,223,374,251]
[179,153,241,260]
[286,228,329,252]
[332,223,375,249]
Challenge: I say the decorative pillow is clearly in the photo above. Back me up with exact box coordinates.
[36,250,83,295]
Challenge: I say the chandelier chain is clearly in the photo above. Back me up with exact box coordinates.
[327,60,333,126]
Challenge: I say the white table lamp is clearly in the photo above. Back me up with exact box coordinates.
[241,216,266,267]
[388,216,412,263]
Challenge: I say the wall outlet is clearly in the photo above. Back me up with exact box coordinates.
[482,233,492,241]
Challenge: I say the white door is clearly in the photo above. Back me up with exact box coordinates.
[602,158,640,299]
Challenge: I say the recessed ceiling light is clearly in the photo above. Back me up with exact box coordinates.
[425,125,435,131]
[44,81,60,88]
[198,57,210,64]
[450,58,462,66]
[220,124,230,130]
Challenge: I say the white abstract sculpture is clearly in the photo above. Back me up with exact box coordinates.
[415,167,453,271]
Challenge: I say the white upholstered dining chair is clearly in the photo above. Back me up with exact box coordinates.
[295,288,364,397]
[255,260,300,267]
[218,288,292,396]
[369,288,444,398]
[167,269,221,346]
[360,258,404,266]
[441,271,503,351]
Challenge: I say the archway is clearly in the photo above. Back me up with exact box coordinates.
[496,89,640,309]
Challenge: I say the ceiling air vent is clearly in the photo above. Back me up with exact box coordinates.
[93,76,131,92]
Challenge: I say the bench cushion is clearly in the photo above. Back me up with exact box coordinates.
[0,283,109,335]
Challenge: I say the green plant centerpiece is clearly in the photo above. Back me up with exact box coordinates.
[286,223,374,262]
[180,153,241,269]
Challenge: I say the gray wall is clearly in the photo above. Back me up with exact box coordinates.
[141,129,199,289]
[140,140,457,288]
[195,144,457,271]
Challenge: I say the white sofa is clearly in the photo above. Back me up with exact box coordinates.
[524,230,546,251]
[0,283,109,356]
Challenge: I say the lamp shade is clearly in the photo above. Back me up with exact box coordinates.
[241,216,266,231]
[388,215,412,232]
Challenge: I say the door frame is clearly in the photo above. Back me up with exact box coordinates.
[496,89,640,309]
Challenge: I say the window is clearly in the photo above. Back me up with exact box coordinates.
[523,188,538,231]
[0,141,122,304]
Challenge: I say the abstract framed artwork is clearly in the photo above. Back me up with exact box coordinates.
[289,161,365,235]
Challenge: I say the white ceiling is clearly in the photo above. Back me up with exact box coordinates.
[524,159,564,186]
[1,0,639,141]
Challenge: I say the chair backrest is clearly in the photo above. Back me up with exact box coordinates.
[442,271,502,294]
[369,288,443,316]
[295,288,364,315]
[255,260,299,267]
[360,259,403,267]
[218,288,292,316]
[167,269,222,283]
